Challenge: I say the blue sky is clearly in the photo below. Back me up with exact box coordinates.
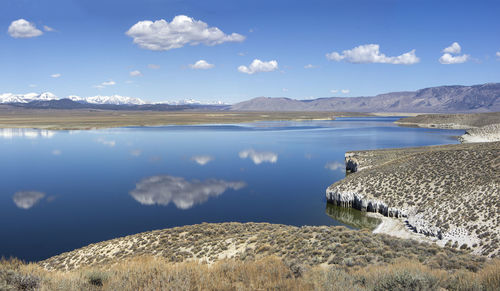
[1,0,499,103]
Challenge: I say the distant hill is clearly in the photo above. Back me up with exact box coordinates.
[231,83,500,113]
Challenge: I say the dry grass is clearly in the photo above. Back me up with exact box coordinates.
[2,256,500,290]
[0,108,372,130]
[38,223,485,272]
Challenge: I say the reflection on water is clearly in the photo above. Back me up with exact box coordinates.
[0,118,464,261]
[324,161,344,171]
[325,203,380,230]
[0,128,55,139]
[190,155,214,165]
[13,191,45,209]
[239,149,278,164]
[129,175,246,209]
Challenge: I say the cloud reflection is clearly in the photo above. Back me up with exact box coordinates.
[325,161,344,171]
[190,155,214,165]
[96,137,116,147]
[130,175,246,209]
[0,128,55,139]
[239,149,277,164]
[13,191,45,209]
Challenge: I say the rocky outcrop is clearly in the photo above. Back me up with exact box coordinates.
[326,142,500,257]
[459,123,500,143]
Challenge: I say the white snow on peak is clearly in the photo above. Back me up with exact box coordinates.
[0,92,58,103]
[76,95,146,105]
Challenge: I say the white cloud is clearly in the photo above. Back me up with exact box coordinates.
[238,59,278,74]
[282,88,289,92]
[439,42,469,64]
[96,138,116,147]
[51,73,61,78]
[191,155,214,165]
[443,42,461,54]
[341,89,350,94]
[130,70,142,77]
[326,44,419,65]
[304,64,318,69]
[51,149,61,156]
[130,175,246,209]
[325,161,344,171]
[496,51,500,60]
[8,19,43,38]
[94,80,116,89]
[43,25,54,32]
[148,64,160,69]
[13,191,45,209]
[239,149,278,164]
[439,53,469,64]
[189,60,215,70]
[330,89,338,94]
[126,15,245,51]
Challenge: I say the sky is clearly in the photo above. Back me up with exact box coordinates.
[1,0,499,103]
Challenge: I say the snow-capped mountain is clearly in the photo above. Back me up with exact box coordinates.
[1,92,225,106]
[68,95,146,105]
[0,92,58,103]
[156,98,227,105]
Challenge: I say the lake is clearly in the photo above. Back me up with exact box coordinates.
[0,117,463,261]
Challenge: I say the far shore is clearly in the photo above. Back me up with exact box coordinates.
[0,109,382,130]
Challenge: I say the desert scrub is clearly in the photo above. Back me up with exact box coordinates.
[40,223,484,273]
[327,141,500,257]
[3,256,500,290]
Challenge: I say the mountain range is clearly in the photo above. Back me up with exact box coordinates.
[1,83,499,113]
[231,83,500,113]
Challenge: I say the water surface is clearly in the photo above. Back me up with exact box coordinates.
[0,117,462,261]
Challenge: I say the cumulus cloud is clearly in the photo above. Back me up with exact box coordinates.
[13,191,45,209]
[239,149,278,164]
[189,60,215,70]
[439,53,469,64]
[341,89,350,94]
[94,80,116,89]
[443,42,461,54]
[439,42,469,64]
[325,161,344,171]
[326,44,419,65]
[50,73,61,78]
[304,64,318,69]
[130,70,142,77]
[8,19,43,38]
[130,175,246,209]
[191,155,214,165]
[148,64,160,69]
[238,59,278,74]
[126,15,245,51]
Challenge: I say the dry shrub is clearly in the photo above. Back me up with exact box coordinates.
[2,256,499,291]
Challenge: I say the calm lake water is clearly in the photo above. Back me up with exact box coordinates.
[0,117,463,261]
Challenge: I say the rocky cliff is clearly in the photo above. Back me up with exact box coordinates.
[326,142,500,257]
